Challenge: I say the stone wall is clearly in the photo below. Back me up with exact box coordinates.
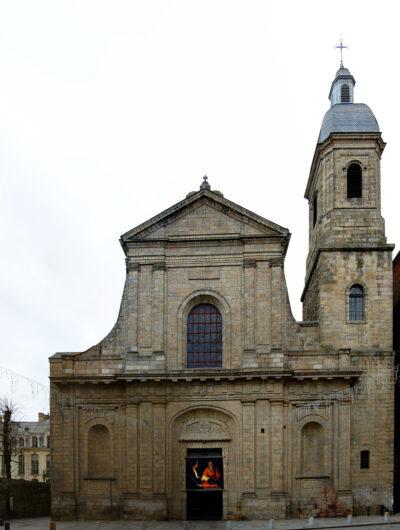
[0,479,50,519]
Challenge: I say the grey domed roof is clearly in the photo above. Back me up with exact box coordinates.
[318,103,380,143]
[335,67,351,77]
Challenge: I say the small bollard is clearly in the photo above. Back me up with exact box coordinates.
[347,514,353,524]
[140,523,145,530]
[4,523,9,530]
[384,511,390,521]
[50,522,56,530]
[226,521,232,530]
[269,519,275,529]
[95,522,100,530]
[308,516,315,527]
[183,522,189,530]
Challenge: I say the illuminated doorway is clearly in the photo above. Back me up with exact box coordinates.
[186,448,223,520]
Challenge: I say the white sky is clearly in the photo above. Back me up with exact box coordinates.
[1,0,399,419]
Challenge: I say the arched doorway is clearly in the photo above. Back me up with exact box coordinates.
[168,407,239,520]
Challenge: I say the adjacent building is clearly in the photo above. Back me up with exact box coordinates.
[0,413,51,482]
[50,63,395,520]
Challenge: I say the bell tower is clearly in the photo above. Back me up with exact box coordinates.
[301,63,394,350]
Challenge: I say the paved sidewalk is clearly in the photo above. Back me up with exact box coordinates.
[2,516,400,530]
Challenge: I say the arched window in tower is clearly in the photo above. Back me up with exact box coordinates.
[347,163,362,198]
[349,284,364,320]
[187,303,222,368]
[341,83,350,102]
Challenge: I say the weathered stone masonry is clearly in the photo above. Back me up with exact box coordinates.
[50,64,395,520]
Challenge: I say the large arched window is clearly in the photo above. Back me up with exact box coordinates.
[349,284,364,320]
[347,163,362,198]
[187,303,222,368]
[31,454,39,475]
[88,424,111,477]
[341,84,350,102]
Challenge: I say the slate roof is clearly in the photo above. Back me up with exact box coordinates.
[318,103,380,143]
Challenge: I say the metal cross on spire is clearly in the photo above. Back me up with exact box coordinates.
[335,36,348,68]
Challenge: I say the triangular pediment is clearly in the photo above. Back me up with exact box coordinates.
[121,189,289,245]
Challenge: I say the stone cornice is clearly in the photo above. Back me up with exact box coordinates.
[302,244,395,301]
[50,369,362,385]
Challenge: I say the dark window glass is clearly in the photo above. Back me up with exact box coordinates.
[361,450,370,469]
[18,454,25,475]
[313,192,318,227]
[187,304,222,368]
[349,284,364,320]
[32,436,38,448]
[347,163,362,198]
[341,84,350,102]
[31,454,39,475]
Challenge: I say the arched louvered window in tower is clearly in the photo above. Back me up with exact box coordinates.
[347,163,362,198]
[187,303,222,368]
[349,284,364,320]
[341,83,350,102]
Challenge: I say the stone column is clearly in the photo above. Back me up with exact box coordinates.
[152,263,165,354]
[63,405,75,491]
[125,403,138,493]
[127,263,139,352]
[256,261,270,349]
[255,399,269,492]
[270,399,284,492]
[138,265,153,350]
[336,398,353,513]
[243,260,256,351]
[138,401,153,493]
[338,399,351,490]
[270,259,283,351]
[153,402,166,494]
[242,400,256,493]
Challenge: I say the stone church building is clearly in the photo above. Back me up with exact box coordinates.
[50,64,395,520]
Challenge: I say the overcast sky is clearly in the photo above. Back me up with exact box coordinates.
[1,0,399,419]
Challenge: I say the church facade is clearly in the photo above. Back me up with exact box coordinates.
[50,65,395,520]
